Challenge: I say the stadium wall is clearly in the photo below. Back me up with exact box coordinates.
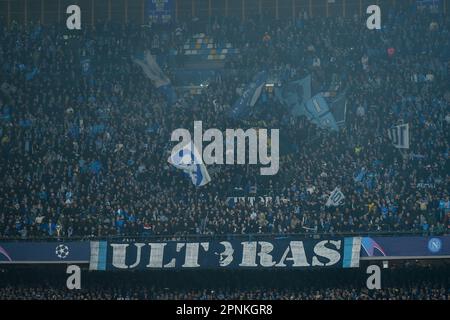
[1,236,449,268]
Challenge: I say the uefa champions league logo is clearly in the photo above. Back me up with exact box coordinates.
[55,244,70,259]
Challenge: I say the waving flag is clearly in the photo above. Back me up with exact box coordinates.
[275,75,311,116]
[168,142,211,187]
[388,123,410,149]
[229,71,268,119]
[305,94,339,131]
[353,167,367,183]
[329,91,347,126]
[133,51,170,87]
[133,51,177,105]
[325,187,345,207]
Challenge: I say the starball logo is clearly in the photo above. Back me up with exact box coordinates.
[170,121,279,175]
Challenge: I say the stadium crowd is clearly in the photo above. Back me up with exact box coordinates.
[1,286,447,300]
[0,264,448,300]
[0,8,449,240]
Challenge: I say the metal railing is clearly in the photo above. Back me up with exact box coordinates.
[0,230,446,243]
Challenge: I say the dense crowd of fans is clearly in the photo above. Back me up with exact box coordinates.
[0,264,448,300]
[0,8,449,240]
[1,286,447,300]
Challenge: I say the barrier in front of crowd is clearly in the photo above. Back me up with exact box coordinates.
[0,233,449,270]
[0,230,446,243]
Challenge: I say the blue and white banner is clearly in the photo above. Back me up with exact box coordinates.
[229,71,268,119]
[0,242,90,264]
[388,123,410,149]
[89,237,361,271]
[147,0,174,24]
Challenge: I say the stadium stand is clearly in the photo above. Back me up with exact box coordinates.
[0,0,449,303]
[0,262,448,300]
[0,9,449,241]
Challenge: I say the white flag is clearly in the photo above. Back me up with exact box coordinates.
[133,51,170,88]
[168,142,211,187]
[326,187,345,207]
[388,123,410,149]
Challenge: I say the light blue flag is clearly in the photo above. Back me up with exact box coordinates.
[275,75,311,116]
[304,94,339,131]
[354,167,367,183]
[329,91,347,126]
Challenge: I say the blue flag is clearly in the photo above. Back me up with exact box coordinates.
[354,167,367,183]
[81,58,92,76]
[229,71,267,119]
[275,75,311,116]
[133,51,177,105]
[25,67,39,81]
[304,94,339,131]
